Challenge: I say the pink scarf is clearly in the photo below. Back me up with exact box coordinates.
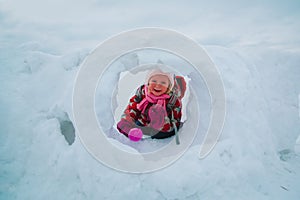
[137,85,170,115]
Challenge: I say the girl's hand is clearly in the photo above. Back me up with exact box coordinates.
[148,105,167,130]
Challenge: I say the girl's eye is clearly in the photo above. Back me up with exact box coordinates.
[151,80,157,83]
[160,81,167,85]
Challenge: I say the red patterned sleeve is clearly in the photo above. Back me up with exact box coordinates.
[121,87,144,122]
[161,98,182,132]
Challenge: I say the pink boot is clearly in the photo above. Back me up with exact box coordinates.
[128,128,143,142]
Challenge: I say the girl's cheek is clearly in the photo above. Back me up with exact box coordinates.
[149,83,156,88]
[161,85,168,91]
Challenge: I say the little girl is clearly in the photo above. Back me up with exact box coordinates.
[117,69,182,141]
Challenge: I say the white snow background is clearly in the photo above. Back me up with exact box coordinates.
[1,0,300,199]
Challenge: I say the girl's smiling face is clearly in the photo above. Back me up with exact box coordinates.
[148,75,170,96]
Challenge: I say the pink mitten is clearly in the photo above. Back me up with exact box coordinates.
[148,105,167,130]
[117,119,135,135]
[128,128,143,142]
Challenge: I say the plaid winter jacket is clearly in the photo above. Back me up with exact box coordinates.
[121,85,182,133]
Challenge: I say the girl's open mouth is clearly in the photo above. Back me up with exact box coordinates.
[154,89,162,92]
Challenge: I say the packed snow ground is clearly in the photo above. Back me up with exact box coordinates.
[1,1,300,199]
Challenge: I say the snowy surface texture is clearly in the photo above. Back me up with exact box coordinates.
[1,0,300,199]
